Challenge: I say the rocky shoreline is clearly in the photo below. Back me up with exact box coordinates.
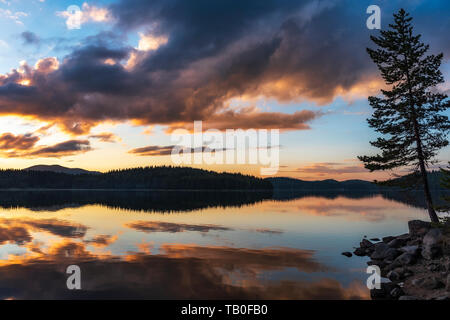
[343,219,450,300]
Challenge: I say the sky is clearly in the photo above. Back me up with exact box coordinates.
[0,0,448,181]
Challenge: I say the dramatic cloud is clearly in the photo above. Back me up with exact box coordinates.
[128,145,226,156]
[0,0,448,137]
[0,133,39,150]
[88,132,119,142]
[296,163,369,176]
[0,128,92,159]
[128,145,174,156]
[26,140,92,158]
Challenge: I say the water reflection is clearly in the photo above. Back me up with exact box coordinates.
[0,190,434,299]
[0,190,272,213]
[0,239,368,300]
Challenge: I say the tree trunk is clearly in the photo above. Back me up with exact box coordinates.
[403,48,440,223]
[418,155,439,223]
[411,107,439,223]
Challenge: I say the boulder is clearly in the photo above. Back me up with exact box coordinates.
[408,220,431,237]
[387,238,404,248]
[412,276,444,290]
[371,243,400,260]
[407,238,422,246]
[382,236,396,243]
[387,270,401,282]
[399,245,420,256]
[370,243,388,259]
[443,236,450,256]
[342,252,352,257]
[393,252,416,266]
[385,248,401,260]
[353,247,367,256]
[370,282,400,300]
[360,239,374,249]
[446,274,450,292]
[421,228,443,260]
[397,233,411,241]
[370,238,380,242]
[390,287,404,299]
[367,259,382,266]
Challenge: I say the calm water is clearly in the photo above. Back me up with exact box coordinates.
[0,190,434,299]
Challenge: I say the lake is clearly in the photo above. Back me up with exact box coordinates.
[0,190,438,299]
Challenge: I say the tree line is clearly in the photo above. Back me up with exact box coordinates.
[0,166,273,190]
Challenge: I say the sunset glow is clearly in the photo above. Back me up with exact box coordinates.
[0,0,448,181]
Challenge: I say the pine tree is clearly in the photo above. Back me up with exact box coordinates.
[358,9,450,223]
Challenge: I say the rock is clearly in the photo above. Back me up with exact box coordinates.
[446,274,450,292]
[367,259,382,266]
[370,282,399,300]
[393,252,416,266]
[342,251,352,257]
[390,287,404,299]
[397,233,411,241]
[408,220,432,237]
[394,267,406,275]
[412,276,444,290]
[385,248,401,260]
[387,270,401,282]
[399,295,420,300]
[407,238,422,246]
[427,264,440,272]
[370,243,389,259]
[387,238,404,248]
[370,238,380,242]
[444,259,450,272]
[353,247,367,256]
[399,245,420,256]
[382,236,396,243]
[421,228,443,260]
[442,236,450,256]
[360,239,374,249]
[371,243,400,260]
[403,270,414,278]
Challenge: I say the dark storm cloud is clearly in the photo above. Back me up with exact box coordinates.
[0,0,448,135]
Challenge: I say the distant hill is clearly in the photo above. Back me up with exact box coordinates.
[266,177,379,191]
[25,165,100,175]
[266,171,445,191]
[0,166,272,190]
